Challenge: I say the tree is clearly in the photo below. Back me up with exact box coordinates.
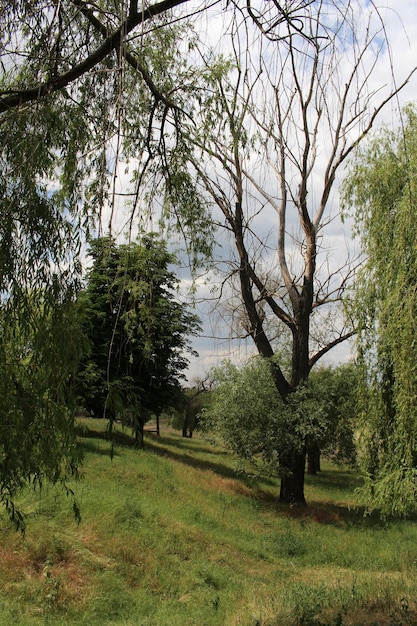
[0,84,84,526]
[172,378,212,438]
[0,0,309,525]
[0,0,414,518]
[183,0,415,504]
[0,0,209,522]
[0,289,83,530]
[202,359,358,482]
[76,234,200,445]
[305,363,359,474]
[0,0,314,113]
[342,105,417,517]
[201,358,291,475]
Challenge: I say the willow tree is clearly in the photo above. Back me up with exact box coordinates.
[185,1,416,504]
[0,0,210,526]
[342,106,417,517]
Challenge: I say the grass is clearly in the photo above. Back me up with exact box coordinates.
[1,418,417,625]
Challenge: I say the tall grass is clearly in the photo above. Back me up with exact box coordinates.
[0,418,416,625]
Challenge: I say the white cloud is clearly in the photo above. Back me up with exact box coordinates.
[184,0,417,380]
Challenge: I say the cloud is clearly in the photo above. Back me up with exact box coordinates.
[183,0,417,380]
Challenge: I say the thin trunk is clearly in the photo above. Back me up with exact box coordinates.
[279,448,307,505]
[307,442,321,475]
[135,422,144,448]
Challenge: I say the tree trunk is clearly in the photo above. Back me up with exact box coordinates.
[279,449,307,505]
[307,442,321,475]
[135,422,144,448]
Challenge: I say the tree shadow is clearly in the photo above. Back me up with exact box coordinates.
[145,431,235,458]
[144,436,395,528]
[144,434,277,489]
[75,420,136,456]
[76,421,411,528]
[306,467,363,493]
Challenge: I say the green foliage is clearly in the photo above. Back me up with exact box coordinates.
[171,385,211,435]
[0,93,84,529]
[342,105,417,516]
[0,1,214,528]
[76,234,200,432]
[307,364,359,468]
[201,358,286,469]
[0,291,83,530]
[0,2,215,261]
[201,358,359,478]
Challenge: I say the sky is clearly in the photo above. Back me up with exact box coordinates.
[182,0,417,382]
[93,0,417,384]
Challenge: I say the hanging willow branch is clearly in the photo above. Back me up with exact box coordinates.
[0,0,191,112]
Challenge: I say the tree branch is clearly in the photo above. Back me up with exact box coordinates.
[0,0,191,112]
[308,330,356,370]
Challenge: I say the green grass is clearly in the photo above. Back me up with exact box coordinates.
[1,418,417,625]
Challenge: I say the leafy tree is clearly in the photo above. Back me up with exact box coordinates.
[306,364,359,474]
[202,359,358,482]
[0,0,414,517]
[0,81,84,526]
[0,0,311,113]
[76,234,200,445]
[172,379,212,438]
[342,105,417,516]
[0,290,83,530]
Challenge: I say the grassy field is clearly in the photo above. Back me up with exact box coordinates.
[1,418,417,625]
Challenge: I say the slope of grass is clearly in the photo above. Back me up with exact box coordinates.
[1,418,417,625]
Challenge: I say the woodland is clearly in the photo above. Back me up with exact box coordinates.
[1,0,417,531]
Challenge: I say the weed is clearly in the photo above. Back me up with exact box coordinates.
[114,500,144,527]
[275,528,307,558]
[42,562,61,611]
[288,582,328,624]
[200,566,223,590]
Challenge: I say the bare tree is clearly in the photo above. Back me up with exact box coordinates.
[185,0,416,503]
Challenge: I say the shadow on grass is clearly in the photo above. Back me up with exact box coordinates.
[144,433,278,489]
[76,420,137,456]
[145,431,240,459]
[306,468,363,493]
[76,420,401,528]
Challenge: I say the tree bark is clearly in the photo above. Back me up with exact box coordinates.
[279,449,307,505]
[307,442,321,475]
[0,0,191,112]
[135,422,144,448]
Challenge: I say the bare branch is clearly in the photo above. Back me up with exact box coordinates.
[309,330,356,370]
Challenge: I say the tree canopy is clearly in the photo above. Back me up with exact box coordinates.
[1,0,416,517]
[76,235,200,444]
[0,0,208,524]
[342,105,417,517]
[180,0,415,503]
[202,359,358,483]
[0,289,83,530]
